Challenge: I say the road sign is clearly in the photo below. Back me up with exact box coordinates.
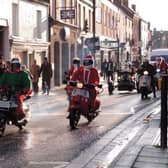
[85,37,100,50]
[60,9,75,19]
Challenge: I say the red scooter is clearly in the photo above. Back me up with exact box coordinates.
[0,86,31,136]
[68,81,103,129]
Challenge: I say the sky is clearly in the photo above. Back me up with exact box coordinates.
[129,0,168,30]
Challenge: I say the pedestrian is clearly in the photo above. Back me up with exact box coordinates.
[101,59,108,80]
[0,58,5,77]
[106,58,114,81]
[30,59,40,94]
[5,60,11,71]
[21,64,33,79]
[39,57,52,95]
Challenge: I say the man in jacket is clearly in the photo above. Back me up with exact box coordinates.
[30,59,40,94]
[40,57,52,95]
[0,58,32,120]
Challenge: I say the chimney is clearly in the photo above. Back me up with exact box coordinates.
[131,4,136,11]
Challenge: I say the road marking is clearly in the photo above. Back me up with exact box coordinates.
[32,113,66,116]
[101,111,133,115]
[94,126,141,168]
[29,161,69,167]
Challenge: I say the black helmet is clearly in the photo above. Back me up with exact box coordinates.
[11,58,21,71]
[72,57,80,64]
[11,58,20,64]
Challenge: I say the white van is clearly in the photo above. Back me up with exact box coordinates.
[150,48,168,64]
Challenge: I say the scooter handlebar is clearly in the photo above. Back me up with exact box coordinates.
[69,81,103,89]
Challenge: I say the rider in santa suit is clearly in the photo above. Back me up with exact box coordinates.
[70,54,100,112]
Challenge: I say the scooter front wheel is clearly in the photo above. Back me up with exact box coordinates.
[69,109,80,129]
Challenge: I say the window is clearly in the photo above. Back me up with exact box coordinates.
[83,6,85,21]
[89,10,91,31]
[36,10,42,39]
[60,0,66,8]
[78,4,81,27]
[12,3,19,36]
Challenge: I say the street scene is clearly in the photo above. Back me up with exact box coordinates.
[0,0,168,168]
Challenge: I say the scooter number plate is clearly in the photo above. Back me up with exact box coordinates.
[72,89,89,98]
[0,101,18,108]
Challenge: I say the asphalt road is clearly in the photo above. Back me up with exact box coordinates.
[0,87,160,168]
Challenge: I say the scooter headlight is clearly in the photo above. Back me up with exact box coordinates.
[2,96,8,101]
[143,71,149,75]
[156,68,160,73]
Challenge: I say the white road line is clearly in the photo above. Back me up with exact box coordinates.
[92,126,141,168]
[29,161,69,167]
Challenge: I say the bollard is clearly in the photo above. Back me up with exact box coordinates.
[160,75,167,148]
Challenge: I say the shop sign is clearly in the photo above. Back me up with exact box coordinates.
[60,9,75,19]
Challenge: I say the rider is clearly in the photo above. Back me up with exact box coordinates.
[70,54,100,112]
[137,58,156,98]
[65,57,81,101]
[0,58,32,120]
[160,58,168,74]
[65,57,81,82]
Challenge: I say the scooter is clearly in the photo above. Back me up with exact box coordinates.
[68,81,103,129]
[0,88,31,136]
[139,71,152,100]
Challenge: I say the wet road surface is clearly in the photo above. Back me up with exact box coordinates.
[0,88,160,168]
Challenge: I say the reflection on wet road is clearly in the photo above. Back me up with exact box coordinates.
[0,89,160,168]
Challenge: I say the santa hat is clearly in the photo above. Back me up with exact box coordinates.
[83,55,94,61]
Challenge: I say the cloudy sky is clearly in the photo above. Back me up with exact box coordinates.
[129,0,168,30]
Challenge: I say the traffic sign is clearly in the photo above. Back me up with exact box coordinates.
[85,37,100,50]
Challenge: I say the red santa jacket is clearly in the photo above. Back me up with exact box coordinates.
[71,66,99,85]
[154,61,167,73]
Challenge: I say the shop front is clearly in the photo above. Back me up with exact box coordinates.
[50,22,78,86]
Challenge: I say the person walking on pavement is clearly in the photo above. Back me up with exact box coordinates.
[30,59,40,94]
[107,58,114,82]
[5,60,11,71]
[40,57,52,95]
[0,57,5,77]
[101,59,108,80]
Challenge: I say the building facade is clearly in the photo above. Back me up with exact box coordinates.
[50,0,93,86]
[95,0,119,69]
[140,19,150,60]
[131,5,141,61]
[0,0,49,68]
[152,29,168,49]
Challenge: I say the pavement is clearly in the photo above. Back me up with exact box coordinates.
[110,110,168,168]
[31,79,168,168]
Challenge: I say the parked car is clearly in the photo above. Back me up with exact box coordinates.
[117,71,136,91]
